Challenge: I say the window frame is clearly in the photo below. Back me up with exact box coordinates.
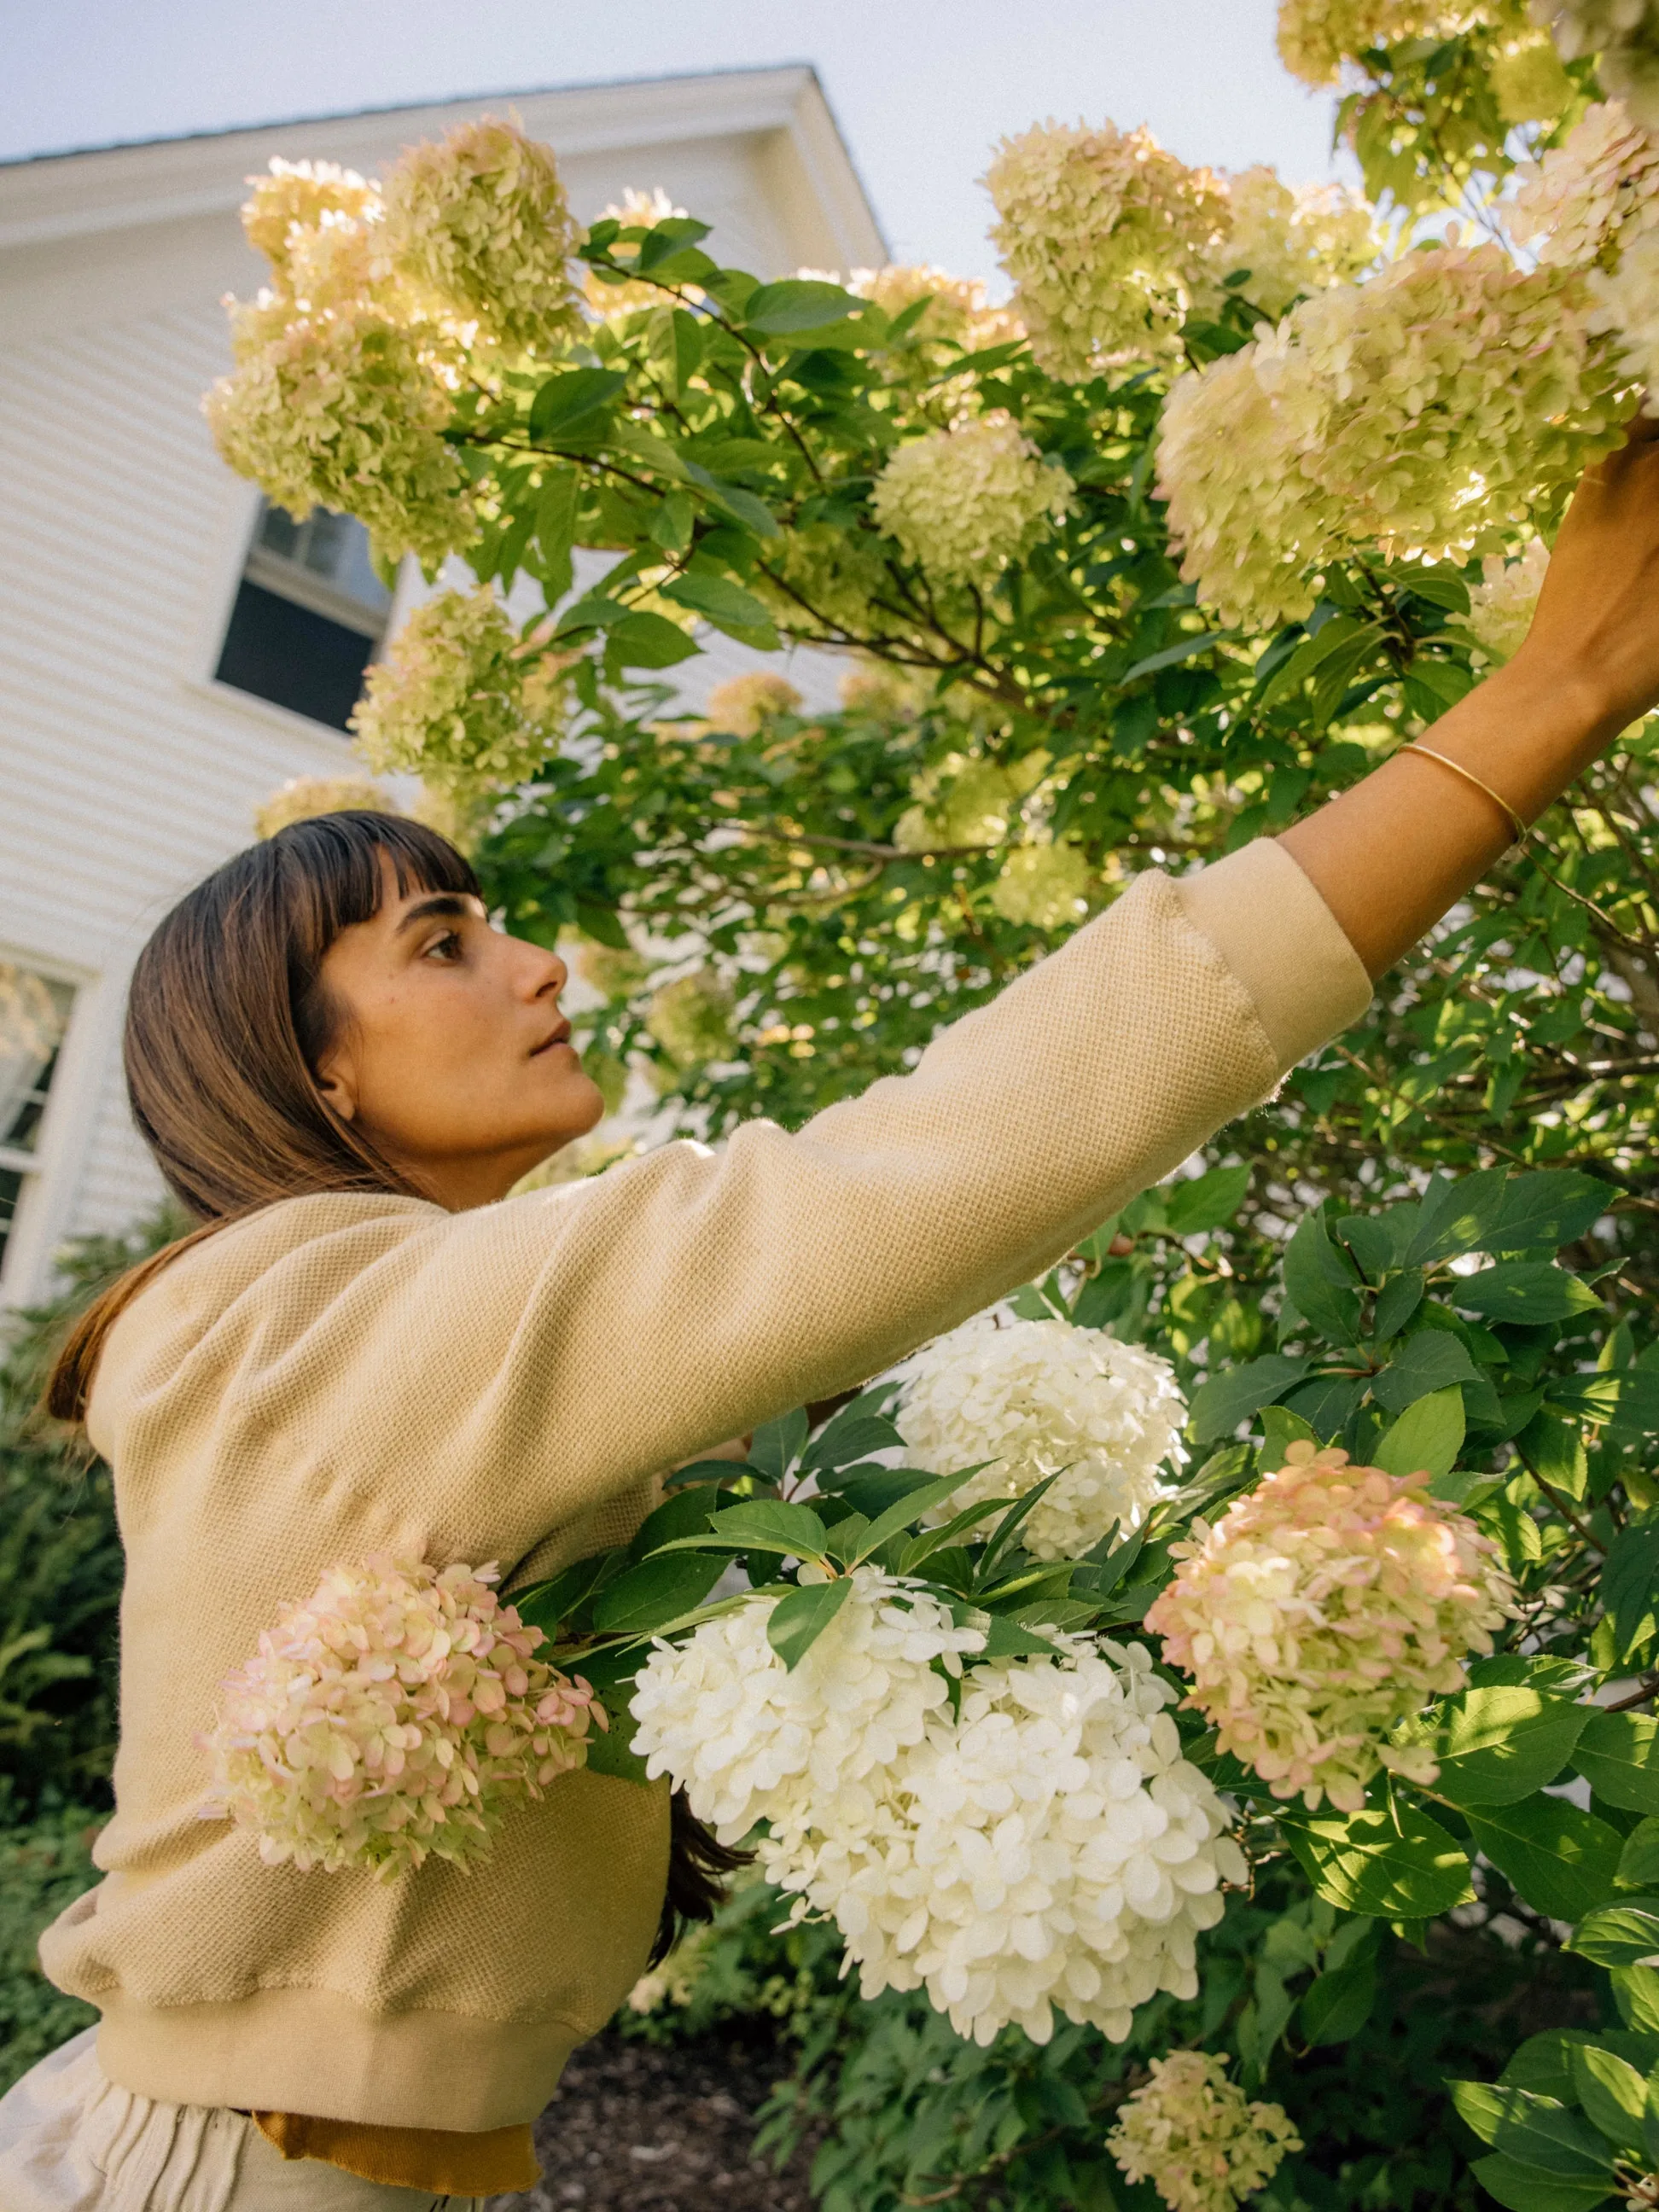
[0,946,91,1307]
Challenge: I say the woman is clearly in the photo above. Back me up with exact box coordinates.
[3,424,1658,2212]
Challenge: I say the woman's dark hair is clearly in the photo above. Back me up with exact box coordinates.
[47,806,748,1946]
[47,811,476,1423]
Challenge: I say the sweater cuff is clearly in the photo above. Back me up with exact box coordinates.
[1173,839,1372,1073]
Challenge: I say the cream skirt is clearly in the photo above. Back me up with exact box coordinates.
[0,2033,486,2212]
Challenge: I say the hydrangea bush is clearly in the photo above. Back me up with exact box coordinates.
[201,22,1659,2207]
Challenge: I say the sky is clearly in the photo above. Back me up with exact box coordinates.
[1,0,1345,285]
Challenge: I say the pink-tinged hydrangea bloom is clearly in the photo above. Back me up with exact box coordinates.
[199,1555,601,1877]
[1109,2051,1302,2212]
[703,672,804,736]
[381,116,584,356]
[1514,102,1659,399]
[985,120,1230,377]
[871,413,1074,586]
[1156,244,1630,628]
[890,1312,1186,1563]
[1147,1443,1513,1813]
[350,585,571,796]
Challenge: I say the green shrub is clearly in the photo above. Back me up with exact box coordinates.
[0,1796,101,2093]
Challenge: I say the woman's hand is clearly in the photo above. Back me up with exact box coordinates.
[1513,411,1659,740]
[1278,416,1659,979]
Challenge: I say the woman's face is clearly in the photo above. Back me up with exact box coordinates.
[313,851,605,1208]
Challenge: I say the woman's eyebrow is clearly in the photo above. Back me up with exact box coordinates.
[393,893,481,935]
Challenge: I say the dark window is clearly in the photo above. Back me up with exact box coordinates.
[215,503,394,732]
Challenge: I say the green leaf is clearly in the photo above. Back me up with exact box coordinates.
[1621,1819,1659,1890]
[1404,1167,1511,1267]
[1601,1526,1659,1666]
[1283,1207,1362,1346]
[1190,1354,1311,1447]
[742,277,862,333]
[976,1615,1064,1662]
[1422,1685,1587,1807]
[1565,1902,1659,1969]
[661,1497,830,1563]
[1120,628,1241,684]
[1373,1386,1465,1484]
[765,1576,852,1670]
[1471,2155,1614,2212]
[1614,1965,1659,2034]
[1259,1403,1319,1470]
[851,1467,983,1563]
[605,611,701,670]
[1163,1162,1252,1235]
[1504,2031,1659,2098]
[1493,2091,1621,2178]
[1299,1949,1378,2043]
[529,365,628,439]
[660,572,780,648]
[1280,1802,1474,1918]
[804,1407,905,1475]
[534,466,579,599]
[1465,1798,1627,1922]
[1455,1263,1604,1324]
[1573,2045,1652,2153]
[1452,2080,1512,2146]
[1373,1268,1427,1342]
[591,1551,727,1634]
[1574,1713,1659,1816]
[749,1410,809,1484]
[1372,1332,1481,1412]
[1491,1173,1613,1254]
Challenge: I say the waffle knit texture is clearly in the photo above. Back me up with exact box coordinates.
[37,839,1369,2133]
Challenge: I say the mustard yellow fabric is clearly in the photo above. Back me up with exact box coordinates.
[38,839,1369,2134]
[252,2112,538,2193]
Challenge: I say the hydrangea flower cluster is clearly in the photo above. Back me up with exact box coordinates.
[381,116,584,355]
[1146,1442,1513,1812]
[253,777,399,841]
[350,586,570,795]
[1464,536,1551,661]
[1195,168,1381,321]
[703,671,804,736]
[1156,245,1627,627]
[629,1567,981,1846]
[889,1313,1186,1563]
[985,120,1231,377]
[990,842,1092,930]
[838,660,938,722]
[1275,0,1507,87]
[645,970,736,1068]
[892,751,1045,854]
[851,263,1024,357]
[1516,100,1659,395]
[1492,31,1575,121]
[205,297,473,573]
[199,1555,601,1877]
[631,1576,1243,2047]
[1108,2052,1303,2212]
[871,413,1074,586]
[1533,0,1659,125]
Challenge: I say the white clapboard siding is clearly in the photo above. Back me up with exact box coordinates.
[0,68,885,1304]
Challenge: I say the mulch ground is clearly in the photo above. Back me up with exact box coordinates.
[486,2028,823,2212]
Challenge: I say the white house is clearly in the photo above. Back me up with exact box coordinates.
[0,67,885,1307]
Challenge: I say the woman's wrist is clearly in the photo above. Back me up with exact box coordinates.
[1435,653,1622,823]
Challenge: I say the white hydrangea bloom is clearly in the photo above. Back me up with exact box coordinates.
[1195,169,1381,321]
[1513,99,1659,267]
[1464,536,1551,661]
[1533,0,1659,125]
[889,1313,1186,1563]
[783,1637,1245,2047]
[871,414,1074,586]
[628,1568,986,1847]
[1277,0,1505,88]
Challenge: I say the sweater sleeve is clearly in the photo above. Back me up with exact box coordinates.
[96,841,1370,1568]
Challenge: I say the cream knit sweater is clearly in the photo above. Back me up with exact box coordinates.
[38,840,1370,2132]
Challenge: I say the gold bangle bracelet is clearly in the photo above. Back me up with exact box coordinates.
[1399,743,1529,845]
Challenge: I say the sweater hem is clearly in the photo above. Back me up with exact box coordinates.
[96,1986,585,2131]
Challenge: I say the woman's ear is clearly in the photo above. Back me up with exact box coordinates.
[313,1049,358,1124]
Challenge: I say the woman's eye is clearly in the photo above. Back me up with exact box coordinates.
[423,930,463,963]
